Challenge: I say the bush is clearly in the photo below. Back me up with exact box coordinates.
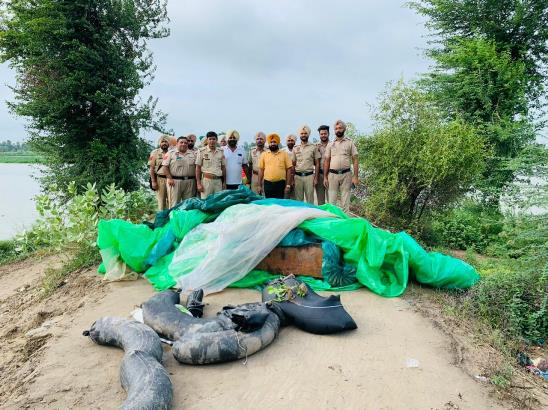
[358,80,485,228]
[0,240,17,264]
[456,212,547,344]
[464,259,547,344]
[425,201,503,252]
[13,182,156,256]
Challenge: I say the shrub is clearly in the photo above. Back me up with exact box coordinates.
[464,259,547,344]
[13,182,156,256]
[358,80,485,228]
[425,201,503,252]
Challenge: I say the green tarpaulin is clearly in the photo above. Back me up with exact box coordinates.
[97,189,479,297]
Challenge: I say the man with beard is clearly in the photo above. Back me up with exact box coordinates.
[186,134,197,151]
[162,136,197,206]
[323,120,359,212]
[315,125,330,205]
[148,134,171,210]
[223,129,249,189]
[248,131,268,194]
[258,133,293,198]
[292,125,320,204]
[195,131,227,199]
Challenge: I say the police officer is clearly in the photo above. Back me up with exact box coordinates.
[148,134,171,210]
[283,134,297,199]
[248,132,268,194]
[195,131,226,199]
[292,125,320,204]
[162,136,197,207]
[187,134,197,151]
[323,120,359,212]
[316,125,330,205]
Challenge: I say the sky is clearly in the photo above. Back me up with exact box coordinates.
[0,0,432,143]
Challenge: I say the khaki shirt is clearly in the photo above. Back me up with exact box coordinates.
[162,149,196,177]
[195,146,225,176]
[248,147,268,171]
[148,148,168,176]
[325,137,358,170]
[293,143,321,172]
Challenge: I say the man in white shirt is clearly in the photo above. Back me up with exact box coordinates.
[223,129,249,189]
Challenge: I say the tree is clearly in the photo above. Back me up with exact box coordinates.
[411,0,548,107]
[0,0,169,192]
[358,81,485,227]
[410,0,547,204]
[420,37,534,201]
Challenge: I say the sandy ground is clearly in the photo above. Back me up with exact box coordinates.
[0,257,541,409]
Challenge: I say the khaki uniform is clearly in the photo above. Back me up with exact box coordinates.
[195,146,225,199]
[316,143,329,205]
[190,147,199,197]
[282,148,296,199]
[148,148,169,210]
[293,143,320,204]
[248,147,268,194]
[324,137,358,211]
[162,149,197,207]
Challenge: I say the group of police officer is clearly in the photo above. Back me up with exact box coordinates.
[148,119,358,212]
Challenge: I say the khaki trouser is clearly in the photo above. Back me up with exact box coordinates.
[251,173,261,194]
[294,174,315,204]
[169,179,196,207]
[327,172,352,211]
[200,177,222,199]
[315,172,327,205]
[156,176,169,211]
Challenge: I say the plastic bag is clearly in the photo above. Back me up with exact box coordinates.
[170,204,335,294]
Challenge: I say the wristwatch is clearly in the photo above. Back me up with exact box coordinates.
[286,184,291,188]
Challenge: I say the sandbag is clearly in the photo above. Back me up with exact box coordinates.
[83,317,172,410]
[142,291,281,365]
[262,275,357,335]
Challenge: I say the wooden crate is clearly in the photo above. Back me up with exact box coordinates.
[256,245,323,278]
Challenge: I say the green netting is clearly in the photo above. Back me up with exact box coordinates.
[97,209,208,278]
[96,199,479,297]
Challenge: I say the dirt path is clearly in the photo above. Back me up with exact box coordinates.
[0,258,518,409]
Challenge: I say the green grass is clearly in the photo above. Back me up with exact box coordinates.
[0,151,44,163]
[40,244,99,298]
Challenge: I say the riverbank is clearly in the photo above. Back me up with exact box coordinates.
[0,152,43,163]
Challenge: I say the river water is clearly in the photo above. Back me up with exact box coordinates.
[0,163,41,240]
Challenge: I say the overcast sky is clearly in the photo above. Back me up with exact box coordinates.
[0,0,432,143]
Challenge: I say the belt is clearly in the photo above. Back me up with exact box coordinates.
[329,168,351,175]
[171,175,195,180]
[157,174,166,178]
[295,171,313,177]
[202,173,221,180]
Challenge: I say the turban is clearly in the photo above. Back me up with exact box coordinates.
[334,119,347,130]
[157,134,170,146]
[226,130,240,141]
[297,125,311,136]
[255,131,266,140]
[286,134,296,143]
[267,133,280,144]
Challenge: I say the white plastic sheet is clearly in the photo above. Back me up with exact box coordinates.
[170,203,335,294]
